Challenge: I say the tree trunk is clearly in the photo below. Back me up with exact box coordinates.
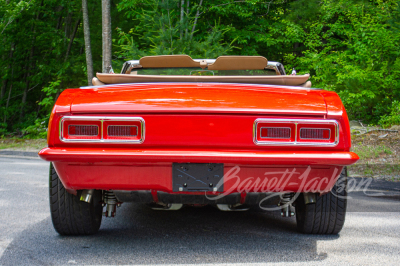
[20,3,42,121]
[180,0,184,39]
[1,43,14,101]
[82,0,93,85]
[56,7,64,30]
[293,42,300,56]
[64,11,82,62]
[0,50,6,101]
[20,71,30,121]
[1,79,7,102]
[55,11,81,105]
[185,0,189,39]
[36,92,43,119]
[42,7,65,61]
[102,0,112,73]
[190,0,203,40]
[4,66,14,124]
[64,12,72,45]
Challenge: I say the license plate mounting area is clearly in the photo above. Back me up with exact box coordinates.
[172,163,224,192]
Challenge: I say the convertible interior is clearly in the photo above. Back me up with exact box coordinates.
[92,55,312,87]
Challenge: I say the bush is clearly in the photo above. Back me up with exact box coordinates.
[292,0,400,124]
[379,101,400,128]
[21,118,49,139]
[0,122,7,137]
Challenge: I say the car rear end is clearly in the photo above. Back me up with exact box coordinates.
[39,82,357,235]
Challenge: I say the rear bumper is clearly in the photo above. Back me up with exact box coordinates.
[39,147,358,165]
[40,148,358,194]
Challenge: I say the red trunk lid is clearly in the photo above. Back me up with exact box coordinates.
[71,83,327,115]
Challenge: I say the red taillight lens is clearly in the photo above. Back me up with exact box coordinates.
[107,125,138,137]
[299,128,330,140]
[255,122,296,144]
[103,120,143,141]
[68,125,99,136]
[260,127,291,139]
[62,120,102,140]
[60,116,145,143]
[297,123,336,143]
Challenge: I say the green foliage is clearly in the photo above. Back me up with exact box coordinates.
[21,117,48,138]
[1,0,400,137]
[378,100,400,128]
[0,0,131,135]
[0,122,7,137]
[39,79,61,110]
[115,0,235,60]
[0,0,33,34]
[292,0,400,123]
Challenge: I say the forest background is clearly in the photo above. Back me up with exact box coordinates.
[0,0,399,138]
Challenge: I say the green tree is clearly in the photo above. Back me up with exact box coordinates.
[291,0,400,123]
[115,0,235,61]
[1,0,400,137]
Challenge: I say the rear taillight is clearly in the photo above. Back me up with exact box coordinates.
[296,122,336,144]
[107,125,138,137]
[299,128,330,140]
[254,119,338,146]
[260,127,291,139]
[68,125,99,136]
[60,116,145,143]
[61,119,102,140]
[107,126,138,137]
[103,120,143,141]
[255,121,296,144]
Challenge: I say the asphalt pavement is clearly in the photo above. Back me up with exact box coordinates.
[0,156,399,266]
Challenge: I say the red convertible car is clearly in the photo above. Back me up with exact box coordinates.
[39,55,359,235]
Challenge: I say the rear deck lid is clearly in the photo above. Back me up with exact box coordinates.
[71,83,327,115]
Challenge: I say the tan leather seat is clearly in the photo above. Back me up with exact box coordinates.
[140,55,201,68]
[301,81,312,88]
[208,56,268,70]
[92,77,105,86]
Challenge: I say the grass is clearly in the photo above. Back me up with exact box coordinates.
[352,144,393,160]
[348,164,400,180]
[0,138,395,156]
[0,138,47,151]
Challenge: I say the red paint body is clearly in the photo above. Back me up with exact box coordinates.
[39,83,358,197]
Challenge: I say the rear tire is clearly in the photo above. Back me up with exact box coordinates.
[49,163,103,235]
[295,168,347,234]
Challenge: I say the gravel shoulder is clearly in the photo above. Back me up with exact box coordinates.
[349,124,400,181]
[0,138,46,151]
